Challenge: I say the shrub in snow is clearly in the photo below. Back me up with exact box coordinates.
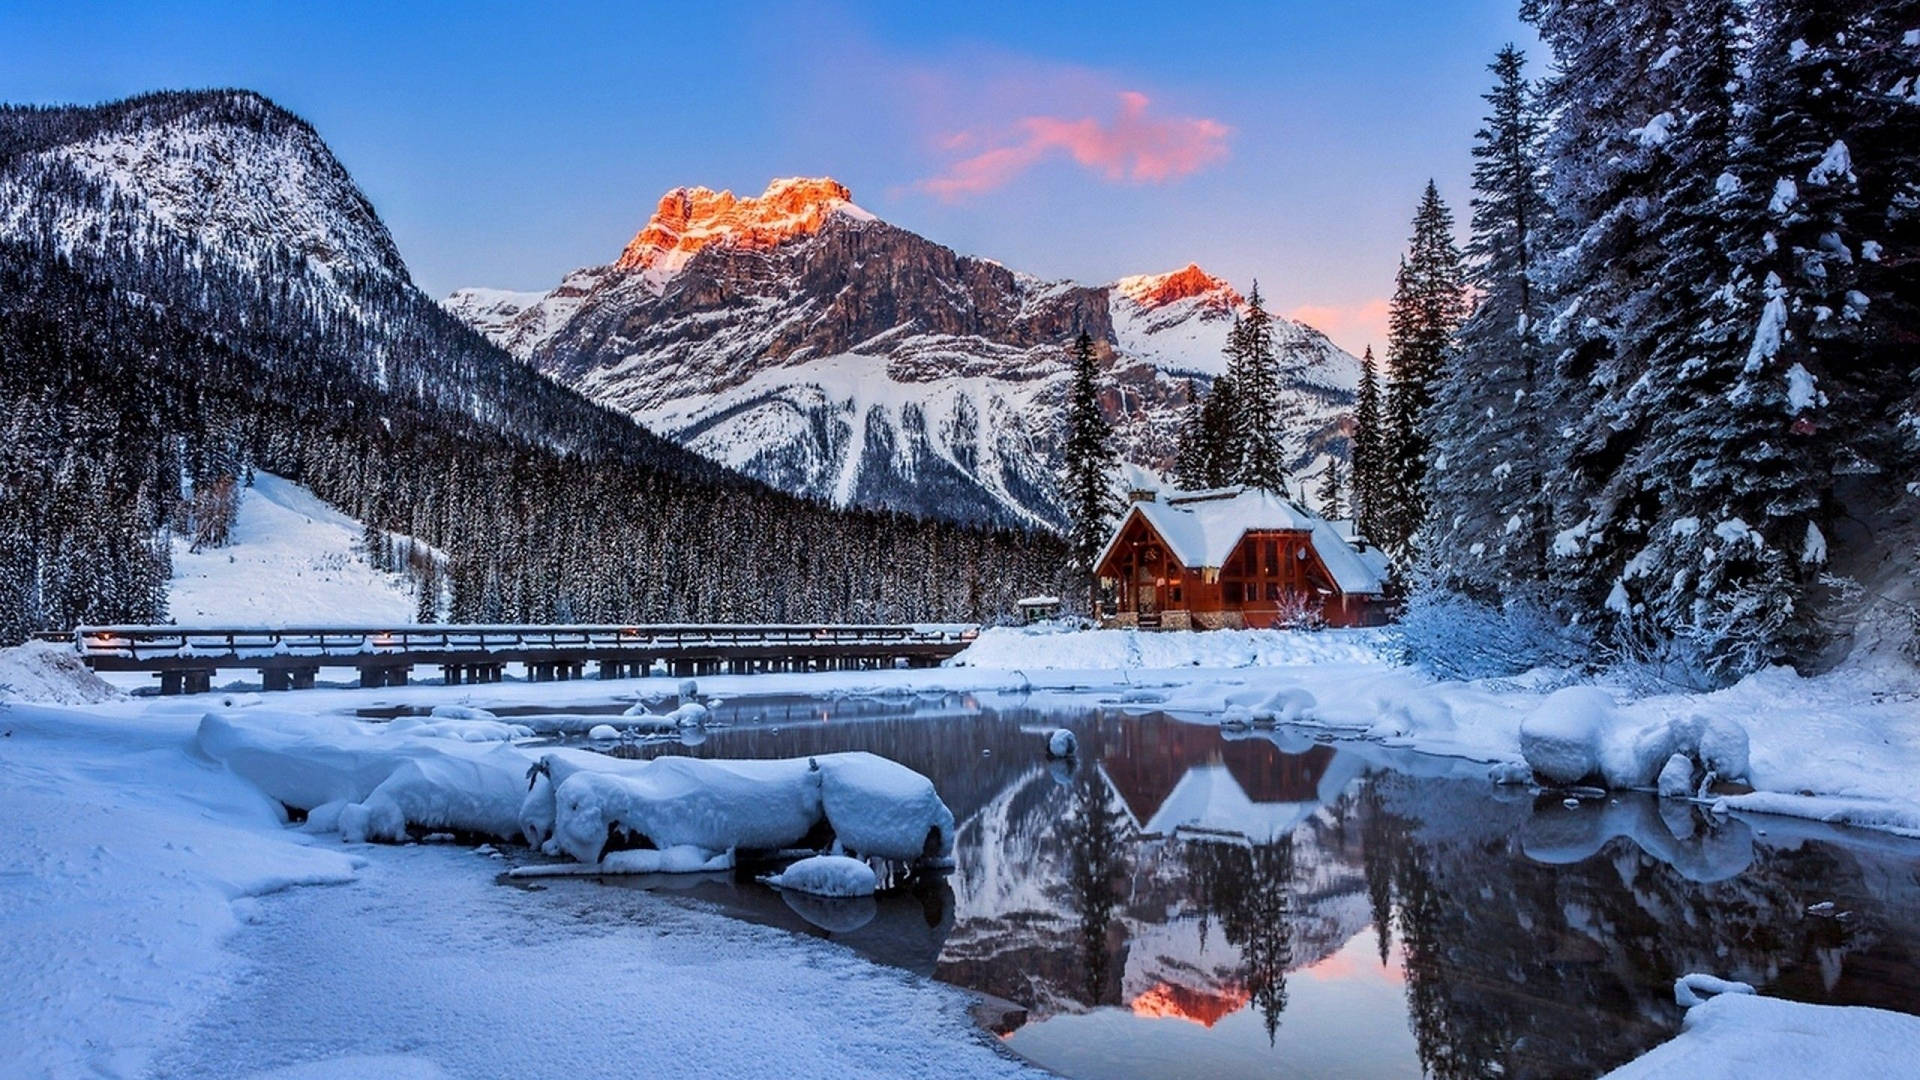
[677,678,698,702]
[1658,753,1696,798]
[1518,686,1615,784]
[1393,590,1587,680]
[1047,729,1078,758]
[762,855,878,898]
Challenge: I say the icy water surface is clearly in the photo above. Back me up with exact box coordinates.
[536,691,1920,1079]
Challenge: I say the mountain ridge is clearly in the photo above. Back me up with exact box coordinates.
[448,177,1360,529]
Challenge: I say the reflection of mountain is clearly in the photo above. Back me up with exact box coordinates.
[612,703,1920,1078]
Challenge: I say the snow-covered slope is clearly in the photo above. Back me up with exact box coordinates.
[447,180,1359,529]
[168,473,417,625]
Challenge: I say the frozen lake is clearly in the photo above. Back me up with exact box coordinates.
[499,691,1920,1079]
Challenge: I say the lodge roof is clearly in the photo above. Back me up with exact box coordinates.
[1095,483,1392,596]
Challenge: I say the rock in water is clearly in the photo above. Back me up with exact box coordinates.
[1047,728,1078,758]
[1519,686,1615,785]
[1657,753,1696,798]
[763,855,878,898]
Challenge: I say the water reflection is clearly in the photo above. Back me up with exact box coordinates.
[551,695,1920,1079]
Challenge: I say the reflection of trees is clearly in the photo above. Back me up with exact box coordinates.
[1067,771,1129,1005]
[1184,837,1296,1042]
[1360,774,1920,1079]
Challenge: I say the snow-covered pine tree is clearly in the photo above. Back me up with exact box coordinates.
[1198,372,1240,489]
[1525,0,1692,635]
[1316,458,1345,520]
[1422,45,1548,604]
[1382,184,1468,554]
[1174,377,1209,488]
[1351,347,1386,540]
[1227,283,1292,492]
[1060,331,1120,586]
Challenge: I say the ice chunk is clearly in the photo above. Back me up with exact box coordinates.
[1658,753,1695,798]
[1519,686,1614,785]
[1047,729,1078,758]
[762,855,878,898]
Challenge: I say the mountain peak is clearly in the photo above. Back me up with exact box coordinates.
[614,176,875,279]
[1114,263,1242,310]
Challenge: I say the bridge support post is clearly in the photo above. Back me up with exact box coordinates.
[159,671,184,695]
[386,666,409,687]
[262,669,292,692]
[359,668,386,689]
[292,667,317,690]
[442,665,462,686]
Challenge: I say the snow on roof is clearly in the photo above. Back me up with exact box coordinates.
[1096,485,1390,596]
[1015,595,1061,607]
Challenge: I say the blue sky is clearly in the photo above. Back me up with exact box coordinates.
[1,0,1533,354]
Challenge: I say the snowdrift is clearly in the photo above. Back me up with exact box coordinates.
[0,640,124,705]
[196,710,955,871]
[532,750,955,866]
[1519,686,1751,791]
[949,625,1384,670]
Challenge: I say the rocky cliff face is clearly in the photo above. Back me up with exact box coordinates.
[449,178,1359,529]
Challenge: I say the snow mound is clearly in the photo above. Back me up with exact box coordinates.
[587,724,621,741]
[762,855,878,898]
[1519,686,1613,784]
[1605,990,1920,1079]
[1047,729,1078,758]
[429,704,496,721]
[1657,753,1695,798]
[0,640,123,705]
[534,750,953,865]
[950,626,1385,670]
[1673,972,1755,1008]
[388,714,533,742]
[196,710,533,841]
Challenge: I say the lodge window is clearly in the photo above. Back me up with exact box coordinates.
[1171,586,1183,603]
[1226,582,1243,604]
[1266,582,1281,602]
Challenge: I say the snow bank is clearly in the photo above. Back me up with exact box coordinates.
[534,750,953,866]
[1710,791,1920,839]
[388,714,533,742]
[0,640,123,705]
[949,625,1385,670]
[1605,988,1920,1079]
[762,854,879,897]
[1519,687,1753,791]
[196,710,531,841]
[1519,686,1612,783]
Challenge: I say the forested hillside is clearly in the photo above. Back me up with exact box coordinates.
[0,91,1070,641]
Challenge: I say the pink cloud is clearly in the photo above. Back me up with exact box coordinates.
[1288,298,1390,360]
[921,91,1230,201]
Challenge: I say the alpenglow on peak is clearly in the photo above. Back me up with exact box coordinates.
[613,177,876,279]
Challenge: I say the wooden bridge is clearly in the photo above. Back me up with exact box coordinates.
[37,623,979,695]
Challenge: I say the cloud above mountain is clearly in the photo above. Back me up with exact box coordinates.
[920,90,1230,201]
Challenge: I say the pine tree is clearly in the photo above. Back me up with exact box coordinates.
[1381,184,1467,553]
[1316,458,1345,520]
[1228,283,1292,492]
[1422,45,1549,603]
[1198,373,1239,488]
[1060,331,1120,587]
[1351,348,1386,540]
[1173,377,1209,488]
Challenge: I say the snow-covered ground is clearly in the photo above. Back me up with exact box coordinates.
[4,622,1916,1078]
[167,472,417,624]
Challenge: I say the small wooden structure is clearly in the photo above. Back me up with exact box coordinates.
[1015,596,1062,624]
[38,623,977,695]
[1093,484,1392,630]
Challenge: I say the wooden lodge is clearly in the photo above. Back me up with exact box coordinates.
[1094,482,1393,630]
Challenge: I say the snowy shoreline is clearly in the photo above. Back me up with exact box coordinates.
[4,625,1918,1078]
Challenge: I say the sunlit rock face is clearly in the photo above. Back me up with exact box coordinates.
[446,178,1360,529]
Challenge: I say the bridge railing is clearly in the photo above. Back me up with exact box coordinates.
[38,623,978,665]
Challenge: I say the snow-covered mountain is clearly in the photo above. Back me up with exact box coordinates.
[447,178,1360,529]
